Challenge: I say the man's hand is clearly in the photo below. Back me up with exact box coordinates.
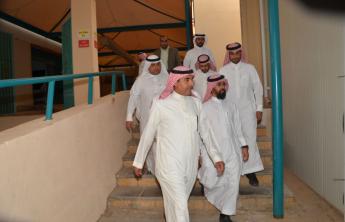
[215,161,225,176]
[242,146,249,162]
[126,121,134,132]
[133,167,143,178]
[256,111,263,124]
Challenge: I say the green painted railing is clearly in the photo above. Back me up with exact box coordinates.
[268,0,284,218]
[0,71,127,120]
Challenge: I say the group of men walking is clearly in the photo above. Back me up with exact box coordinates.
[126,34,264,222]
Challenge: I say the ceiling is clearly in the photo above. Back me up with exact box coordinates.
[0,0,192,68]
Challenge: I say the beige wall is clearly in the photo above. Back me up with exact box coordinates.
[13,38,34,110]
[0,91,130,222]
[193,0,242,69]
[280,0,345,212]
[240,0,266,85]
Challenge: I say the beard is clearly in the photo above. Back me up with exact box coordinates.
[216,91,226,100]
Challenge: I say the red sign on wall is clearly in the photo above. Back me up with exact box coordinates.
[78,39,89,48]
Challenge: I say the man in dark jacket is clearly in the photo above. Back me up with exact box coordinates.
[153,36,181,72]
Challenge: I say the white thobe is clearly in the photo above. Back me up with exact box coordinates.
[138,61,145,76]
[133,92,221,222]
[183,47,216,72]
[219,61,264,174]
[193,70,214,99]
[198,97,247,215]
[127,72,167,173]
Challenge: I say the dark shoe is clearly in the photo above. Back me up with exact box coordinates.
[246,173,259,187]
[219,213,232,222]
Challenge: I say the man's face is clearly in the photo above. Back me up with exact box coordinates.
[174,76,194,96]
[212,81,227,100]
[148,62,161,75]
[160,37,169,49]
[229,50,242,64]
[199,63,210,73]
[195,37,205,47]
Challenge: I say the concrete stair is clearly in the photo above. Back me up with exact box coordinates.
[98,126,295,222]
[107,185,295,212]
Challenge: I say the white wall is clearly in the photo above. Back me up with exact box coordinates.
[0,91,130,222]
[193,0,242,69]
[280,0,345,212]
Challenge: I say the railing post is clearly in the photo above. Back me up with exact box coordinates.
[45,81,56,120]
[88,76,94,104]
[111,74,117,95]
[268,0,284,218]
[121,73,127,90]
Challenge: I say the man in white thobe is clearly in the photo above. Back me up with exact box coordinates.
[193,54,216,98]
[219,42,264,186]
[183,34,217,72]
[198,74,249,222]
[133,66,225,222]
[126,55,168,174]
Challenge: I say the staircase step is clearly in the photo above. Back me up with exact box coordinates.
[257,125,267,137]
[107,185,295,212]
[116,166,272,187]
[99,206,297,222]
[123,149,272,168]
[256,136,272,150]
[98,209,270,222]
[128,137,272,155]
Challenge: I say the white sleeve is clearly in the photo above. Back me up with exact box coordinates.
[251,66,263,112]
[198,109,222,163]
[132,101,160,169]
[138,62,144,76]
[183,51,191,68]
[232,105,247,147]
[126,79,140,121]
[219,67,226,76]
[209,51,217,69]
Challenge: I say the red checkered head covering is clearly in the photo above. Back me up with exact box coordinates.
[159,66,195,99]
[223,42,246,65]
[203,73,229,103]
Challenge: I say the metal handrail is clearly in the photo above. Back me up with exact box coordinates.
[0,71,127,120]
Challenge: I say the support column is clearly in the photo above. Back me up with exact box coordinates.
[268,0,284,218]
[184,0,192,49]
[71,0,100,105]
